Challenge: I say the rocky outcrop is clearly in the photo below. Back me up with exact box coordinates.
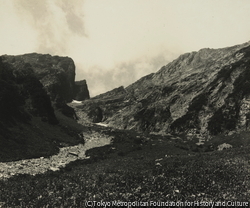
[79,41,250,137]
[0,54,87,161]
[74,80,90,101]
[2,53,76,102]
[217,143,232,151]
[2,53,90,119]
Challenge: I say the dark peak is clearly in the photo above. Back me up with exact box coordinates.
[74,79,90,101]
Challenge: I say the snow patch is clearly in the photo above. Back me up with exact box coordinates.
[95,123,109,127]
[71,100,82,104]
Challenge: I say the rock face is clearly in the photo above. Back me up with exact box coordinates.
[79,41,250,137]
[2,53,90,119]
[0,56,58,125]
[0,56,59,161]
[0,54,87,161]
[2,53,76,102]
[74,80,90,101]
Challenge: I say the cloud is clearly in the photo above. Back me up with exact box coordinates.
[75,50,179,97]
[13,0,86,55]
[0,1,38,55]
[1,0,250,97]
[58,0,86,36]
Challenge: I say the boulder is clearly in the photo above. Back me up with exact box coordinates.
[217,143,233,151]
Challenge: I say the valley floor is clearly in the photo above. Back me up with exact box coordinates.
[0,131,111,180]
[0,126,249,207]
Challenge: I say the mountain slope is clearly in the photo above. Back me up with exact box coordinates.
[79,41,250,137]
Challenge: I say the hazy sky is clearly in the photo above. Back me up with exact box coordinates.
[1,0,250,96]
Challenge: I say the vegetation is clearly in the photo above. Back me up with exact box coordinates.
[161,85,175,96]
[87,107,103,123]
[231,66,250,98]
[22,73,58,124]
[207,106,239,135]
[0,128,249,207]
[208,62,250,135]
[170,93,209,133]
[134,107,171,132]
[0,60,28,125]
[0,112,84,162]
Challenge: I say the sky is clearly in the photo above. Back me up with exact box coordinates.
[1,0,250,97]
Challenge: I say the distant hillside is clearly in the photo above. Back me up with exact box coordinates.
[78,41,250,137]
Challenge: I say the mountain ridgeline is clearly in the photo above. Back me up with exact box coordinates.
[79,42,250,137]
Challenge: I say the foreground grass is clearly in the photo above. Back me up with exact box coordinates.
[0,129,249,207]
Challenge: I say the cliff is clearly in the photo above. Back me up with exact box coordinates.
[0,57,58,125]
[2,53,76,102]
[78,41,250,137]
[2,53,90,118]
[0,54,88,161]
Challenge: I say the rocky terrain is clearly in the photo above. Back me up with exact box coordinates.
[0,54,90,162]
[0,44,249,207]
[78,41,250,138]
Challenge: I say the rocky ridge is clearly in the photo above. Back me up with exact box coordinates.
[78,41,250,138]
